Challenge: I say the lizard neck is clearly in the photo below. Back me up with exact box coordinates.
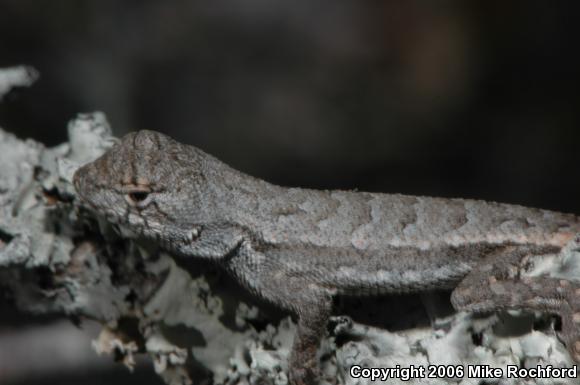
[197,153,285,227]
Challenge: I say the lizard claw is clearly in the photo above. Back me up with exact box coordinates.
[329,315,353,335]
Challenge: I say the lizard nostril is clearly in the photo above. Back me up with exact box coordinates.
[72,168,86,195]
[72,171,81,191]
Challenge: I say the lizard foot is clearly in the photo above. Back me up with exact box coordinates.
[559,281,580,362]
[329,315,353,336]
[452,275,580,363]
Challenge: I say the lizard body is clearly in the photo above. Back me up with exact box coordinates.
[73,130,580,384]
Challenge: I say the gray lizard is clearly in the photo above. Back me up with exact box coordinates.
[73,130,580,384]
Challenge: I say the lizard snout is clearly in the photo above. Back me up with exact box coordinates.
[73,166,87,194]
[72,163,94,201]
[72,168,82,192]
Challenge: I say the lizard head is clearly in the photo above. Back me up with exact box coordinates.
[73,130,208,247]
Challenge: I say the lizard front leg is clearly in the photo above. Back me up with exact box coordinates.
[451,244,580,363]
[288,291,332,385]
[226,242,333,385]
[169,223,246,260]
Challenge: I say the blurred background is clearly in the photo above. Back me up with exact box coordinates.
[0,1,579,384]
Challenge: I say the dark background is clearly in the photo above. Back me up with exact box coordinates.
[0,1,579,384]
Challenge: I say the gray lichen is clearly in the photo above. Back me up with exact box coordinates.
[0,66,578,385]
[0,66,38,100]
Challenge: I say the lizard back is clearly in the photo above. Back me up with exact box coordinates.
[240,188,580,294]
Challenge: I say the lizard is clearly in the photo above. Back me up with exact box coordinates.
[73,130,580,385]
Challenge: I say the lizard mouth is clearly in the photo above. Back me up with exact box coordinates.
[106,218,202,253]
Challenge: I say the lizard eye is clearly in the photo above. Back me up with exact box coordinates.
[125,189,152,208]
